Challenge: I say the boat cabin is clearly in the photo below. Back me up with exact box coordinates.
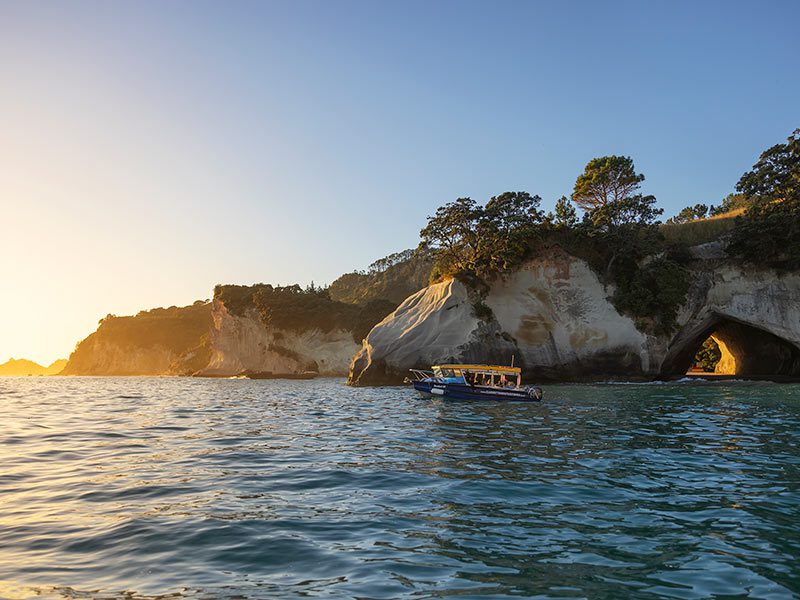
[432,364,522,389]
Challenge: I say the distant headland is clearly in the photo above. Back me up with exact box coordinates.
[0,358,68,376]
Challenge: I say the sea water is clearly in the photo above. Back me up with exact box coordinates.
[1,377,799,598]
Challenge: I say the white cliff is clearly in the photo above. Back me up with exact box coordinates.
[349,247,800,384]
[200,299,361,376]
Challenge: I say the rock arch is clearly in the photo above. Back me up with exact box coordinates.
[660,312,800,379]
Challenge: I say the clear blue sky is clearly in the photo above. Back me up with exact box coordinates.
[1,0,799,363]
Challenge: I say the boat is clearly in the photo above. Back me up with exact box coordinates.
[240,370,319,380]
[405,364,543,401]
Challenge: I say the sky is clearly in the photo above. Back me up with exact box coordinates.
[1,0,798,365]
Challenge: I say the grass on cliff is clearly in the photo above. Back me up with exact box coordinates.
[660,209,742,246]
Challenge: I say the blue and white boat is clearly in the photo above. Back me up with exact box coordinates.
[406,364,543,402]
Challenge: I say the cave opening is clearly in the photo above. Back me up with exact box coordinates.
[661,315,800,381]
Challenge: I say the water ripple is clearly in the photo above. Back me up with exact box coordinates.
[0,377,799,598]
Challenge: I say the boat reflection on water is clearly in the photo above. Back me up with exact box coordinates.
[406,364,543,402]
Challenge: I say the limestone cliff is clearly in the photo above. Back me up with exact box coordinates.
[198,298,361,376]
[348,246,800,384]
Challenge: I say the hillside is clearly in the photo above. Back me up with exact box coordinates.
[328,249,433,305]
[61,301,213,375]
[660,209,743,246]
[0,358,67,376]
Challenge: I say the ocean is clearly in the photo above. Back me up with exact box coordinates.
[1,377,799,598]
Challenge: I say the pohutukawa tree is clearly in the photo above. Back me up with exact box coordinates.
[572,155,645,211]
[419,192,543,279]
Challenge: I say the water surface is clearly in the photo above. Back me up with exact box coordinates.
[1,377,799,598]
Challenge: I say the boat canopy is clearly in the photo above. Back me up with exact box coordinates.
[432,364,521,375]
[431,364,522,389]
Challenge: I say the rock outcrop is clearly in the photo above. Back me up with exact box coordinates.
[348,247,800,385]
[197,299,361,376]
[61,302,213,376]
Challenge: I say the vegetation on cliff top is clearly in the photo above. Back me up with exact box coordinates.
[727,129,800,271]
[328,249,432,305]
[418,129,799,335]
[214,283,395,343]
[419,158,689,335]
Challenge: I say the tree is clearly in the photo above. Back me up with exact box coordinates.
[709,193,748,216]
[736,129,799,200]
[584,193,663,231]
[728,129,800,270]
[419,197,483,276]
[667,203,709,224]
[482,191,543,234]
[420,192,545,279]
[694,338,721,372]
[572,155,645,212]
[478,192,544,275]
[552,195,577,228]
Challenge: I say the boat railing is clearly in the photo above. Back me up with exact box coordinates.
[407,369,434,382]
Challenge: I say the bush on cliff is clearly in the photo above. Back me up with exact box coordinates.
[214,284,395,343]
[419,192,545,279]
[328,249,432,305]
[728,128,800,271]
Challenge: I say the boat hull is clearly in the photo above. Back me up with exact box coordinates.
[412,380,542,402]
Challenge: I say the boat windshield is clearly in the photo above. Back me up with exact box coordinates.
[433,367,463,379]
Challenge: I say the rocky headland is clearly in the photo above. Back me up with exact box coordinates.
[348,245,800,385]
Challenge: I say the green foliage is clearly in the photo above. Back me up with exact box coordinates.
[472,300,494,322]
[694,337,721,372]
[582,193,662,231]
[214,284,395,343]
[328,249,432,304]
[667,203,709,224]
[418,197,483,276]
[577,193,664,277]
[572,155,645,212]
[728,129,800,271]
[612,256,689,336]
[419,192,544,279]
[552,195,577,229]
[709,193,749,216]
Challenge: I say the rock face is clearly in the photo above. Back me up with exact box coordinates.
[61,302,213,376]
[61,338,184,376]
[348,279,518,386]
[661,263,800,378]
[198,299,361,376]
[348,247,800,385]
